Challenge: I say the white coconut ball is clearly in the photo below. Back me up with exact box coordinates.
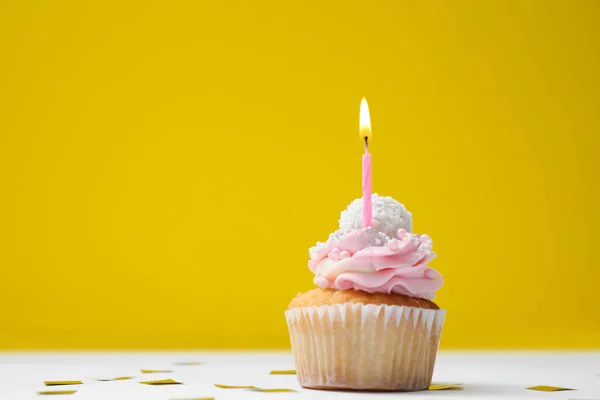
[339,193,412,237]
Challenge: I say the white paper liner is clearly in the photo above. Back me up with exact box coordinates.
[285,303,445,391]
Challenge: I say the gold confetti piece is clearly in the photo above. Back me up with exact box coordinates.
[44,381,83,386]
[173,362,203,366]
[141,369,173,374]
[38,391,77,395]
[94,376,133,381]
[140,379,182,385]
[429,383,463,390]
[251,388,296,393]
[527,385,574,392]
[214,384,257,389]
[270,370,296,375]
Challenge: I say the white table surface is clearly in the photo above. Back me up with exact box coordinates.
[0,351,598,400]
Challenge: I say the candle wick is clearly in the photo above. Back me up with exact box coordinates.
[364,136,369,152]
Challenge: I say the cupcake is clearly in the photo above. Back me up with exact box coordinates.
[286,194,445,391]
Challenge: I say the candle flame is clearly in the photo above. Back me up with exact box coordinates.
[359,97,372,141]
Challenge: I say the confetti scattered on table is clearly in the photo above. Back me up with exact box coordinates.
[270,370,296,375]
[141,369,173,374]
[173,362,203,366]
[140,379,182,385]
[251,388,297,392]
[44,381,82,386]
[37,390,77,395]
[527,385,574,392]
[94,376,133,381]
[214,384,257,389]
[429,383,463,390]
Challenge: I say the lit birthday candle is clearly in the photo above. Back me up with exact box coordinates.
[360,98,372,227]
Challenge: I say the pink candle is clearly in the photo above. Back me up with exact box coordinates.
[359,97,372,227]
[362,146,372,227]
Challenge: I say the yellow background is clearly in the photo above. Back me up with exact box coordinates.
[0,0,598,349]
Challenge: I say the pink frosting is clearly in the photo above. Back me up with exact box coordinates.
[308,228,443,300]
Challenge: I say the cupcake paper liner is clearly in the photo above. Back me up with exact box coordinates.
[285,303,445,391]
